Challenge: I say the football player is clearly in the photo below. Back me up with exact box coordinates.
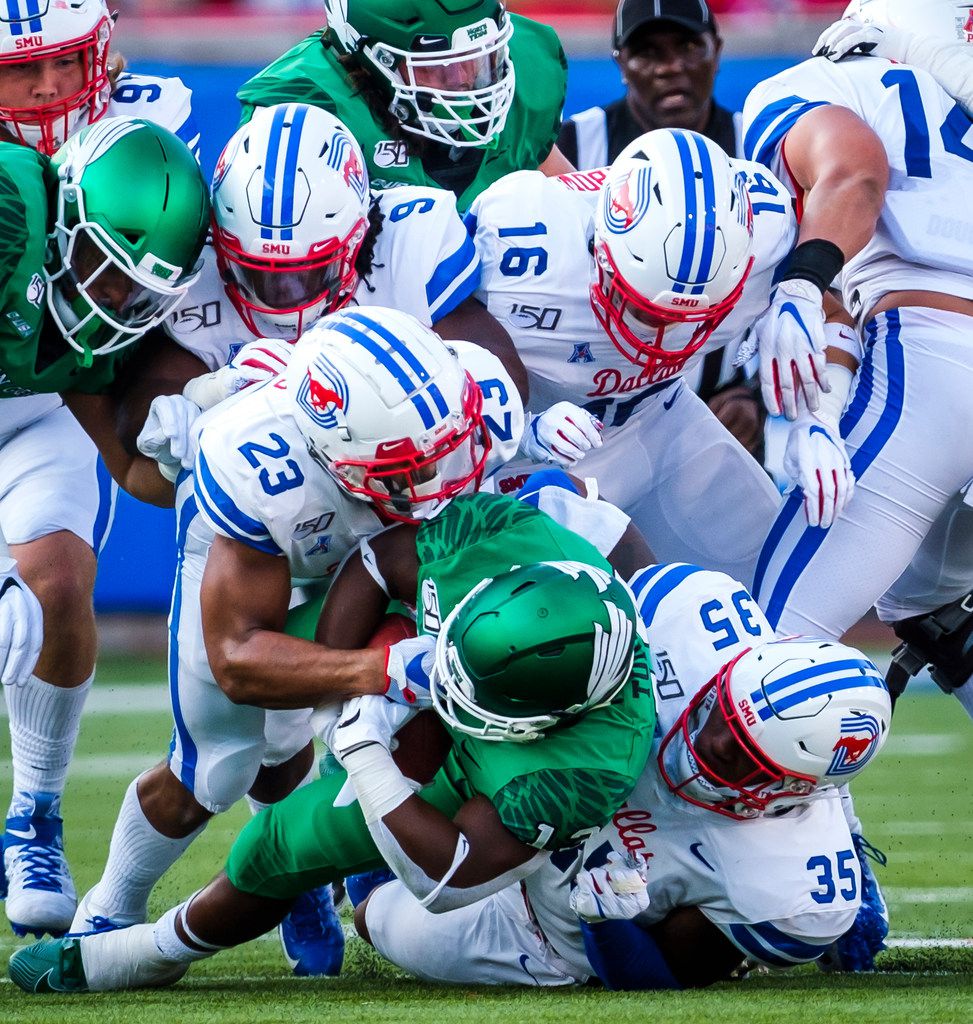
[354,569,892,988]
[0,0,204,938]
[476,128,855,585]
[741,5,973,969]
[813,5,973,712]
[0,116,208,939]
[65,307,530,975]
[8,475,656,994]
[236,0,573,212]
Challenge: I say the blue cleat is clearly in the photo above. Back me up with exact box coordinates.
[278,884,345,977]
[344,868,395,908]
[8,937,89,993]
[820,834,889,972]
[2,792,76,937]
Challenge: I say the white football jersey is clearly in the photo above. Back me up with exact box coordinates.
[743,56,973,321]
[192,341,522,585]
[106,72,199,157]
[167,185,480,372]
[467,167,795,433]
[525,563,860,977]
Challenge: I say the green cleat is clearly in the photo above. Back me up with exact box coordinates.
[8,937,89,993]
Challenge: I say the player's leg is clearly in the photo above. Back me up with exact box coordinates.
[359,880,578,986]
[1,408,115,937]
[589,382,780,585]
[754,309,973,638]
[877,485,973,714]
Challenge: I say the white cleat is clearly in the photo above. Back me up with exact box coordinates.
[69,886,145,935]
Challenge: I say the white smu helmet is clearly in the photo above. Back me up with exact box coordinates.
[0,0,112,154]
[591,129,755,381]
[211,103,370,342]
[845,0,973,44]
[658,638,892,820]
[287,306,491,522]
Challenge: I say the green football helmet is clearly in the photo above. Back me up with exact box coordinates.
[46,116,210,365]
[431,561,640,743]
[324,0,515,147]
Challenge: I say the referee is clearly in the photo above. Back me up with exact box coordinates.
[559,0,763,457]
[558,0,739,166]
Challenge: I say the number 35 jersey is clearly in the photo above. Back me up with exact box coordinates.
[743,56,973,321]
[168,186,480,372]
[192,340,522,585]
[526,564,860,977]
[466,166,796,433]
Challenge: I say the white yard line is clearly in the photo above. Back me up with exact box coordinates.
[886,886,973,903]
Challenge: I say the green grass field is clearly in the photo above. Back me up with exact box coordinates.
[1,653,971,1023]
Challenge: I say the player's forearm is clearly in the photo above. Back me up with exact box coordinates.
[211,633,387,709]
[797,168,885,262]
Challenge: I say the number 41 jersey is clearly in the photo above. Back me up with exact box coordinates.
[743,56,973,322]
[466,166,796,433]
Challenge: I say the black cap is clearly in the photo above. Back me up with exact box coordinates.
[613,0,716,50]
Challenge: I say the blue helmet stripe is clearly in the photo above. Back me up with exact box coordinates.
[327,319,436,429]
[260,105,288,241]
[756,674,887,722]
[425,382,450,419]
[689,131,718,296]
[25,0,41,32]
[6,0,22,35]
[671,130,699,295]
[342,310,432,383]
[751,657,882,703]
[278,104,307,243]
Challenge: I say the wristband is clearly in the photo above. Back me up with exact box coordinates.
[342,743,418,824]
[779,239,846,295]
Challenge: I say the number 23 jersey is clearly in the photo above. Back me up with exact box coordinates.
[466,165,796,433]
[192,340,522,585]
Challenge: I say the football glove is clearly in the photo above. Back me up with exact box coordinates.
[814,17,889,62]
[384,635,435,708]
[751,279,830,420]
[136,393,204,481]
[0,557,43,687]
[784,409,855,529]
[182,338,293,411]
[570,852,650,924]
[520,402,604,467]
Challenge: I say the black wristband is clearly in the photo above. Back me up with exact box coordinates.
[779,239,845,295]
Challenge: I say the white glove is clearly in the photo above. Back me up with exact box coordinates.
[182,338,293,411]
[519,402,604,467]
[136,394,203,481]
[569,852,650,924]
[813,17,890,62]
[752,278,830,420]
[383,634,436,708]
[329,694,419,761]
[784,409,855,529]
[0,557,43,687]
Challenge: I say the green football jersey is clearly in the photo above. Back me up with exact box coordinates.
[0,142,140,398]
[416,492,656,851]
[237,14,567,211]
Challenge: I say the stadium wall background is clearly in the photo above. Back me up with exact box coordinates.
[95,52,799,612]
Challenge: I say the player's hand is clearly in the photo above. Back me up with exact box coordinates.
[813,17,888,61]
[569,852,650,923]
[137,394,204,481]
[784,410,855,529]
[0,557,43,687]
[384,635,436,708]
[332,694,419,761]
[182,339,293,411]
[519,402,604,467]
[752,279,830,420]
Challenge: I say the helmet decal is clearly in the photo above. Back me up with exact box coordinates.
[828,712,883,776]
[326,129,369,204]
[297,354,350,430]
[603,166,653,235]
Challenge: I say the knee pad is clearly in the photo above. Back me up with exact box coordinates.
[888,589,973,697]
